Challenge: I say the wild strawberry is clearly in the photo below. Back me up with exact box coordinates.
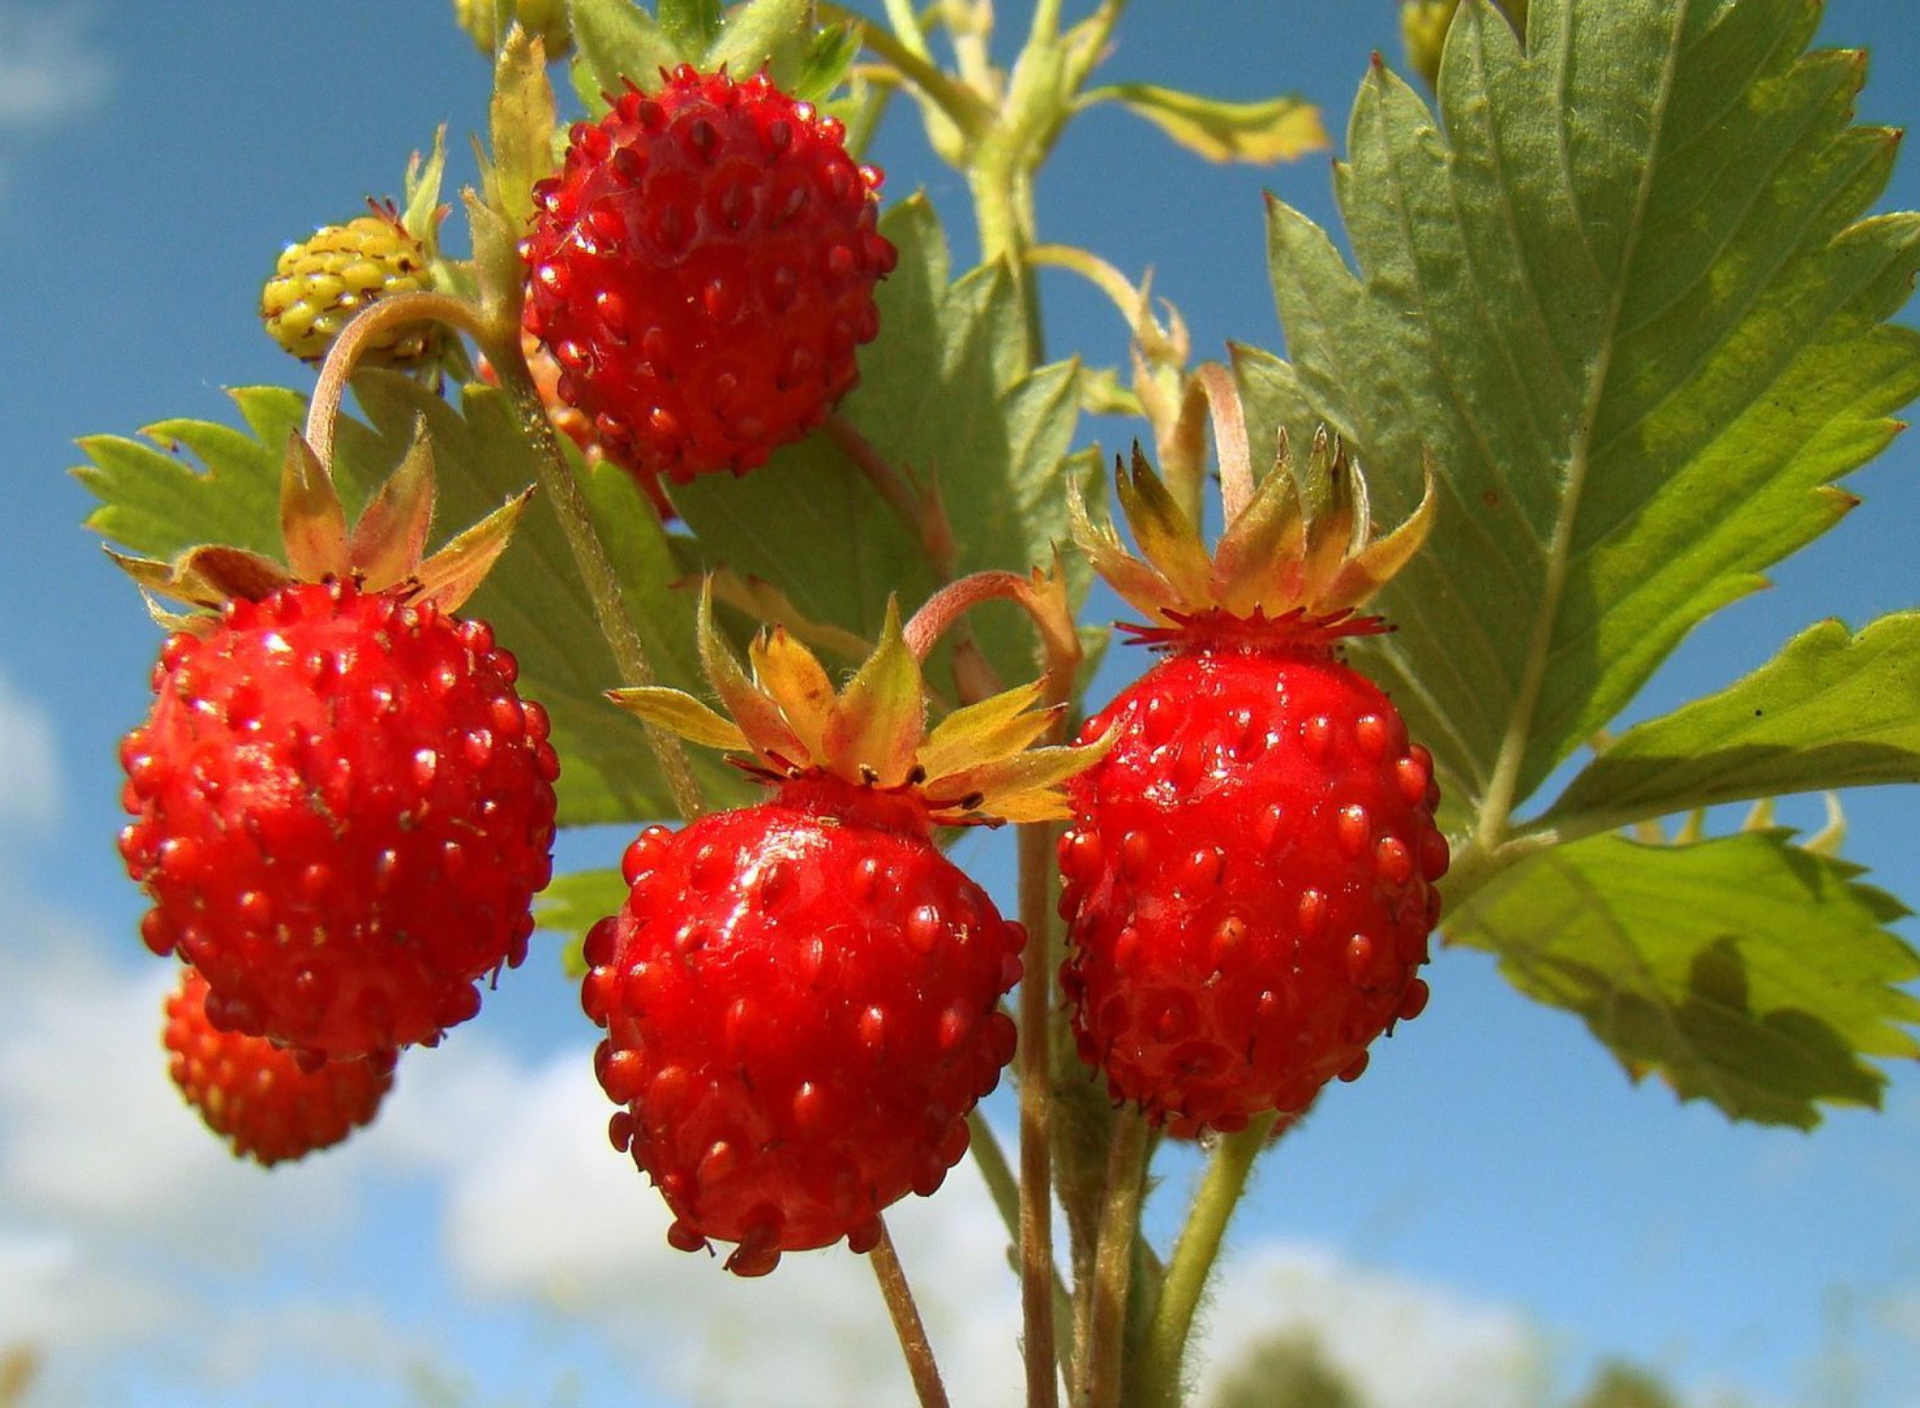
[116,434,558,1063]
[581,592,1089,1274]
[163,966,393,1165]
[261,202,440,367]
[1059,421,1447,1136]
[519,66,897,488]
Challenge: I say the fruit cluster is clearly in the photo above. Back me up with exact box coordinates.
[116,42,1445,1281]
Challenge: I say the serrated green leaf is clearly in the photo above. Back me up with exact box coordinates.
[569,0,681,112]
[1448,827,1920,1128]
[1084,82,1327,164]
[669,195,1091,701]
[1243,0,1920,822]
[1545,612,1920,833]
[536,866,633,978]
[78,374,741,827]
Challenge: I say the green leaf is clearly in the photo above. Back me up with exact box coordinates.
[1543,612,1920,832]
[569,0,681,112]
[668,196,1092,701]
[1242,0,1920,820]
[1083,82,1328,164]
[536,866,632,978]
[76,376,742,828]
[1447,827,1920,1128]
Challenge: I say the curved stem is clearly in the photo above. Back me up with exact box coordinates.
[869,1219,951,1408]
[1192,362,1254,525]
[303,291,489,471]
[1134,1113,1278,1407]
[1077,1109,1151,1408]
[306,288,707,822]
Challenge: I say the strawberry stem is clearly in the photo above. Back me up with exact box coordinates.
[869,1218,952,1408]
[484,331,708,821]
[1133,1111,1280,1406]
[304,287,708,821]
[304,291,485,472]
[1076,1108,1151,1408]
[1193,361,1255,525]
[1018,816,1065,1408]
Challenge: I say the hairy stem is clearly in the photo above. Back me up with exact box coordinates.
[1077,1110,1151,1408]
[869,1220,952,1408]
[1134,1113,1279,1406]
[1018,817,1065,1408]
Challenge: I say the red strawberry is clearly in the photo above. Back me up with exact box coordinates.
[519,65,897,487]
[120,577,560,1061]
[164,966,393,1165]
[1059,429,1447,1135]
[582,594,1089,1274]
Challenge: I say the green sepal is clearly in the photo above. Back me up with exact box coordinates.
[747,626,839,763]
[821,599,925,788]
[410,487,533,615]
[1080,82,1328,165]
[701,0,812,84]
[346,418,437,591]
[919,681,1059,783]
[698,581,807,767]
[486,25,559,229]
[569,0,683,114]
[279,432,351,583]
[657,0,722,54]
[608,685,751,753]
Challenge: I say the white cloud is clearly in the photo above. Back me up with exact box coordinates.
[393,1041,1026,1407]
[0,943,362,1263]
[1189,1241,1551,1408]
[0,2,112,130]
[0,670,59,832]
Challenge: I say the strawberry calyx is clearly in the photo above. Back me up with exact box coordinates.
[1116,603,1394,654]
[108,421,530,633]
[1072,375,1435,641]
[612,583,1100,827]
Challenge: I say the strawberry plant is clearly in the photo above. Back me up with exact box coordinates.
[72,0,1920,1403]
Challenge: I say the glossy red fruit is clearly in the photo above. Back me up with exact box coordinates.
[581,779,1024,1276]
[164,966,393,1165]
[119,578,560,1063]
[1059,634,1447,1134]
[520,65,897,487]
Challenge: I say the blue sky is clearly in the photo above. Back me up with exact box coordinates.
[2,2,1918,1405]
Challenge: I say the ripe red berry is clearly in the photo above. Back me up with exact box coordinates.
[164,966,393,1165]
[1060,429,1447,1135]
[582,781,1024,1276]
[1060,633,1446,1134]
[520,65,897,487]
[119,578,560,1063]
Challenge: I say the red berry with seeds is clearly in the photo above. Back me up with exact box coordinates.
[582,594,1088,1274]
[584,786,1023,1276]
[164,966,393,1165]
[520,65,897,488]
[1060,429,1447,1135]
[120,577,560,1062]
